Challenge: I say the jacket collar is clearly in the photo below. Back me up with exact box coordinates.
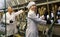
[29,10,36,14]
[7,12,14,15]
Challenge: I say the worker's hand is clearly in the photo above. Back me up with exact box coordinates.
[43,20,47,24]
[40,15,45,20]
[19,10,24,13]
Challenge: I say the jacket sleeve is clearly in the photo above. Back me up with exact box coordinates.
[28,13,47,24]
[14,10,23,16]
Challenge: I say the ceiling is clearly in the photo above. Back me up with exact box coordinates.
[0,0,36,9]
[0,0,57,10]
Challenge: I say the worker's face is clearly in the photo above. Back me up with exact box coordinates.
[30,5,37,12]
[8,7,13,14]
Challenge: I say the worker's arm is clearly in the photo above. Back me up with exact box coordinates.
[14,10,24,16]
[28,13,47,24]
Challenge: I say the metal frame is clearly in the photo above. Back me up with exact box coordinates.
[4,0,7,37]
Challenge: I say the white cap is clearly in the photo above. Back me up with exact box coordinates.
[27,1,36,9]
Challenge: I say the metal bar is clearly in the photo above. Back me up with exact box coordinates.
[37,0,60,6]
[4,0,7,37]
[47,0,50,19]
